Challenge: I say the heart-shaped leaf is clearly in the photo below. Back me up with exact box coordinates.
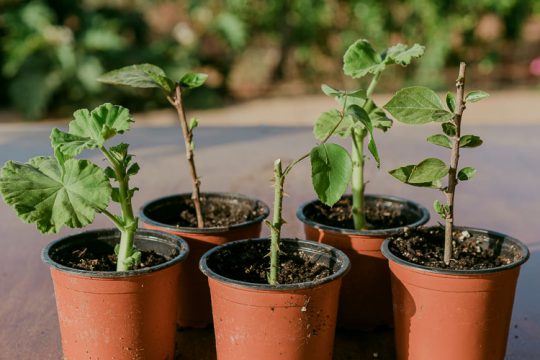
[310,143,352,206]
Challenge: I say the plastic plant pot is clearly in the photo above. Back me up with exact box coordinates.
[200,238,350,360]
[381,227,529,360]
[297,194,429,330]
[42,229,189,360]
[140,192,269,328]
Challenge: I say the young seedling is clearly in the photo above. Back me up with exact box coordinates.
[384,62,489,264]
[313,39,424,230]
[268,99,353,285]
[98,65,208,228]
[0,103,144,271]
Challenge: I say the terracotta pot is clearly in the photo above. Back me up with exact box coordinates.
[140,192,269,328]
[200,238,350,360]
[381,227,530,360]
[42,229,189,360]
[297,194,429,330]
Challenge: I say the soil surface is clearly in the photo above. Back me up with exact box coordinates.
[388,227,519,270]
[153,196,265,228]
[305,197,419,230]
[53,244,168,271]
[207,241,333,284]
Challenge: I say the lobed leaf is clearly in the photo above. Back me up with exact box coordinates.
[384,43,425,66]
[384,86,453,124]
[427,134,452,149]
[0,157,111,234]
[465,91,489,103]
[459,135,483,148]
[458,167,476,181]
[97,64,169,90]
[343,39,384,78]
[310,143,352,206]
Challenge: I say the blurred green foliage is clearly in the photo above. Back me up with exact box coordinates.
[0,0,537,119]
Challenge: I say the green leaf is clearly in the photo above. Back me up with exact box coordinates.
[427,134,452,149]
[313,109,353,140]
[188,117,199,131]
[459,135,483,148]
[433,199,446,218]
[127,163,140,177]
[442,122,457,136]
[109,143,129,161]
[97,64,169,89]
[384,86,453,124]
[407,158,449,184]
[61,104,132,152]
[343,39,384,78]
[370,108,393,132]
[179,72,208,89]
[347,105,380,167]
[465,91,489,103]
[384,43,425,66]
[458,167,476,181]
[446,92,456,113]
[321,85,367,108]
[321,84,341,97]
[390,158,448,187]
[310,143,352,206]
[123,250,141,268]
[0,157,111,234]
[50,128,98,158]
[145,70,175,93]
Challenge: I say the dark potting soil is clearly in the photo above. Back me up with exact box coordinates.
[305,197,418,230]
[53,244,168,271]
[388,227,517,270]
[160,197,264,228]
[207,241,333,284]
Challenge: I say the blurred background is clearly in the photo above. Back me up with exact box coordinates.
[1,0,539,120]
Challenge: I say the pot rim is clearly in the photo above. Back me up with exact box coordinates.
[139,192,270,234]
[381,226,530,275]
[199,238,351,291]
[41,228,189,278]
[296,193,430,236]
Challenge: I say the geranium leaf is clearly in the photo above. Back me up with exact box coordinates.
[0,157,111,234]
[343,39,385,78]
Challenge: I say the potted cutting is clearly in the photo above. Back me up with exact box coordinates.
[296,39,430,329]
[382,62,529,360]
[98,65,269,327]
[199,104,353,359]
[0,103,189,359]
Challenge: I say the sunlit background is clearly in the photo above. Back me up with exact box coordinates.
[1,0,539,119]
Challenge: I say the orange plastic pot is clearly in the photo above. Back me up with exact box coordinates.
[42,229,189,360]
[200,238,350,360]
[381,227,529,360]
[297,194,429,330]
[140,192,269,328]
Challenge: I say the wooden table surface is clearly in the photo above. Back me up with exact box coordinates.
[1,122,538,359]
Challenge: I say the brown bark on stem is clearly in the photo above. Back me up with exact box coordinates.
[444,62,467,264]
[169,84,204,228]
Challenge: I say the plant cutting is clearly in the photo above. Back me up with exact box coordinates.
[199,102,353,359]
[98,64,269,327]
[381,62,529,360]
[296,38,430,329]
[0,103,189,359]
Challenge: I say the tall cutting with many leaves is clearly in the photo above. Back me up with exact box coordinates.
[385,62,489,264]
[0,104,143,271]
[98,65,208,228]
[312,39,424,230]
